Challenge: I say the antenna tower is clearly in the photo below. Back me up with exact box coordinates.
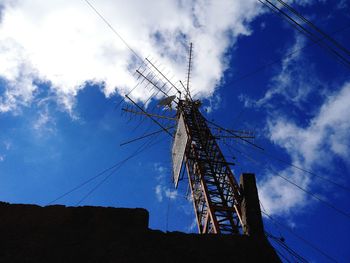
[121,43,263,235]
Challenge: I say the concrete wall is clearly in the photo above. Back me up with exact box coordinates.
[0,202,280,263]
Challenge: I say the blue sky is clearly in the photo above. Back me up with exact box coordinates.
[1,0,350,262]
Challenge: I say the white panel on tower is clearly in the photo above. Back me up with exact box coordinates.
[172,114,188,188]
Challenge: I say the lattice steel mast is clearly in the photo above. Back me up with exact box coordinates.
[122,43,263,236]
[176,99,243,234]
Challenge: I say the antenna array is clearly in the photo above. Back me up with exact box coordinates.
[120,43,260,235]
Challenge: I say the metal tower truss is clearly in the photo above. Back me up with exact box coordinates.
[121,45,256,235]
[178,100,243,234]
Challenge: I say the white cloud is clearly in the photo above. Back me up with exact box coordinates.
[153,162,178,202]
[154,184,178,202]
[268,82,350,167]
[259,82,350,216]
[239,29,350,217]
[203,93,222,113]
[165,188,178,200]
[242,34,322,109]
[33,105,56,136]
[0,40,38,113]
[154,162,166,181]
[259,168,310,215]
[0,140,11,162]
[155,184,163,202]
[0,0,262,114]
[154,162,166,174]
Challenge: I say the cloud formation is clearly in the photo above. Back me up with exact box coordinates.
[269,82,350,168]
[259,81,350,215]
[0,0,262,114]
[153,162,178,202]
[240,34,324,109]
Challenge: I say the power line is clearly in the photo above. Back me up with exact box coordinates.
[260,203,284,241]
[275,0,350,57]
[262,210,338,262]
[225,23,350,88]
[221,127,350,193]
[76,165,121,206]
[84,0,350,97]
[83,0,168,113]
[221,23,350,149]
[82,1,346,254]
[83,0,142,62]
[266,231,308,263]
[206,119,264,150]
[254,148,350,193]
[75,134,165,205]
[275,249,293,263]
[48,130,166,205]
[268,165,350,219]
[47,161,125,205]
[258,0,350,70]
[222,143,350,219]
